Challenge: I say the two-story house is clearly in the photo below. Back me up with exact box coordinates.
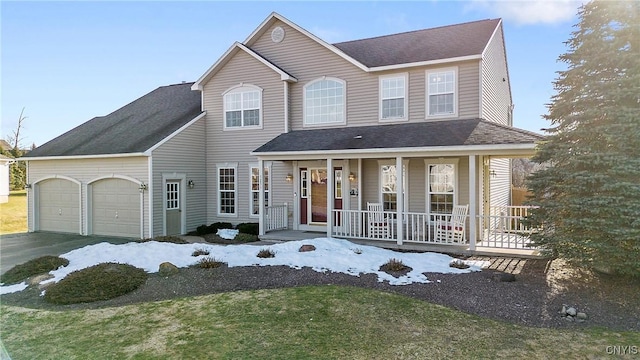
[22,13,541,252]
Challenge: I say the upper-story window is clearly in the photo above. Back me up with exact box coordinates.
[427,68,457,118]
[304,77,345,126]
[380,74,407,121]
[223,85,262,129]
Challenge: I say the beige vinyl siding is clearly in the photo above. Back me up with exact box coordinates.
[481,23,512,125]
[26,157,149,237]
[489,158,511,207]
[252,21,377,129]
[151,117,207,236]
[269,161,294,224]
[202,49,287,225]
[359,157,469,214]
[251,21,481,129]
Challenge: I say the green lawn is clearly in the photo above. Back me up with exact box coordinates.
[2,286,638,359]
[0,190,27,234]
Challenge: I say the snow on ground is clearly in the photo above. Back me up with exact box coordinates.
[0,238,489,295]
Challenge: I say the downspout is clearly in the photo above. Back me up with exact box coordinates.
[148,156,153,238]
[283,81,289,133]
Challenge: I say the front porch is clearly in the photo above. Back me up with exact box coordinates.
[260,227,541,258]
[262,204,540,257]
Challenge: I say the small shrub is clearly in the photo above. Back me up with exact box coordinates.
[209,222,234,234]
[236,222,259,236]
[235,233,259,243]
[196,224,209,236]
[195,222,234,235]
[257,248,276,258]
[192,248,210,257]
[1,256,69,285]
[196,257,226,269]
[137,236,188,244]
[44,263,147,304]
[380,258,409,272]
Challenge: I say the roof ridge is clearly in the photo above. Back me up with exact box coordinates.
[333,18,499,45]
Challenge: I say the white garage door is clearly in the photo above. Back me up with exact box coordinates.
[92,179,140,238]
[38,178,80,233]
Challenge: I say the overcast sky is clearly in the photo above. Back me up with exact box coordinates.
[1,1,583,147]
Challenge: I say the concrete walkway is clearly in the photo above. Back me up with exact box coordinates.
[0,232,134,275]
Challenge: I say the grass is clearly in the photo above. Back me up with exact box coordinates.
[0,190,27,234]
[2,286,638,359]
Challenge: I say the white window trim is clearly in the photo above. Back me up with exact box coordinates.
[426,66,458,119]
[424,158,459,214]
[216,163,238,217]
[379,73,408,122]
[303,76,347,128]
[222,83,264,130]
[249,162,272,218]
[377,160,409,211]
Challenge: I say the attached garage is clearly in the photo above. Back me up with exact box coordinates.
[21,82,206,238]
[91,178,141,238]
[37,178,80,233]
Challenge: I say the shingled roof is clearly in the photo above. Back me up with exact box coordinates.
[24,82,202,158]
[253,119,543,154]
[333,19,501,68]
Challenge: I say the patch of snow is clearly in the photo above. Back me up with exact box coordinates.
[217,229,239,240]
[0,282,28,295]
[0,238,483,295]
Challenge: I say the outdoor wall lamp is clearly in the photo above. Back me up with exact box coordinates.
[348,172,356,182]
[285,174,293,183]
[188,180,195,189]
[24,183,32,189]
[138,183,148,192]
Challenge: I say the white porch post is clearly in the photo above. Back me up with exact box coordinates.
[326,158,334,238]
[258,158,265,236]
[396,156,403,245]
[468,155,477,250]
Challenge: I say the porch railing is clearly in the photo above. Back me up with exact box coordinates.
[477,205,538,249]
[332,210,469,245]
[332,205,539,249]
[265,203,288,232]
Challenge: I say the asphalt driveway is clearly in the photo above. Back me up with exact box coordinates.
[0,232,135,275]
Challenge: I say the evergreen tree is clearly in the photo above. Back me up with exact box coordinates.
[526,1,640,276]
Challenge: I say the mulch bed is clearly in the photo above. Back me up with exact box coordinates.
[1,255,639,332]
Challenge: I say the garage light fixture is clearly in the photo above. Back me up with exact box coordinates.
[24,183,32,189]
[139,183,148,192]
[188,180,195,189]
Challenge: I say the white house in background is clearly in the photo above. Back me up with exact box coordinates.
[21,13,542,253]
[0,154,13,203]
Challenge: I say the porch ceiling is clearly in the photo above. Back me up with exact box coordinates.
[252,119,543,160]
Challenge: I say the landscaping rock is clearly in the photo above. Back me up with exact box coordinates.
[559,305,567,315]
[299,245,316,252]
[27,273,54,286]
[567,307,577,317]
[158,262,179,277]
[449,259,470,269]
[577,312,588,320]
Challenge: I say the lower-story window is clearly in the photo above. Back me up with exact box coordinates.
[427,163,456,214]
[250,166,270,216]
[379,162,407,211]
[218,166,236,216]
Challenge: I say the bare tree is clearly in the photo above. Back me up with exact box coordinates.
[6,107,27,150]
